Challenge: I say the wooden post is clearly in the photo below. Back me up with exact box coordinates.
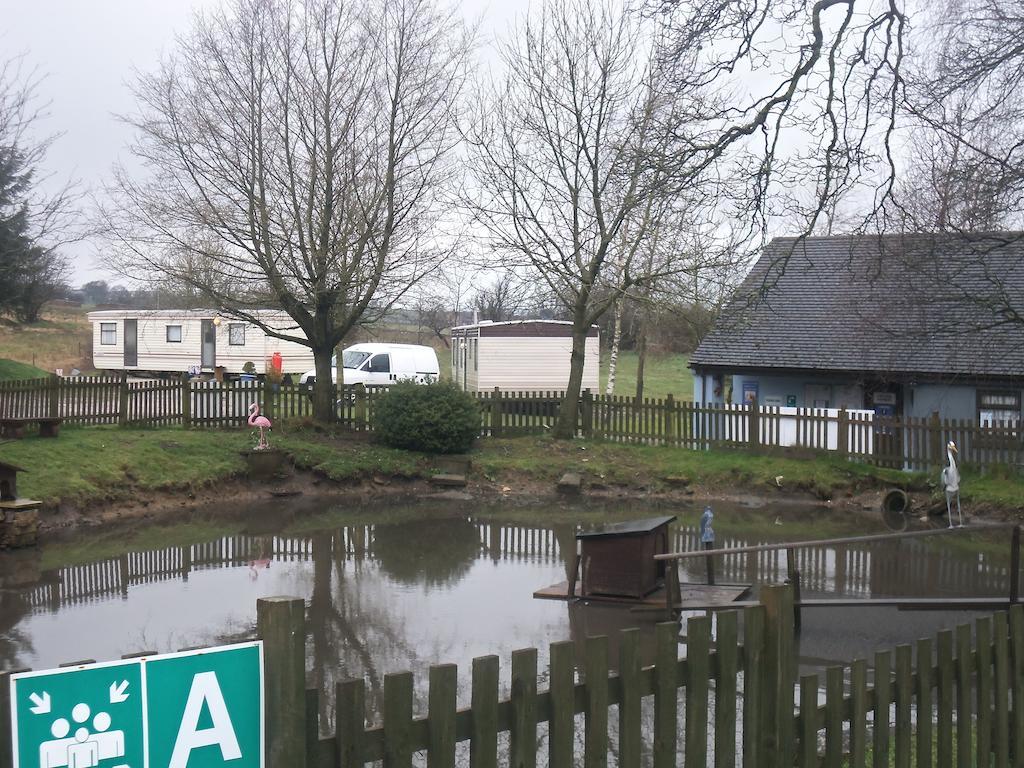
[785,548,802,632]
[581,388,594,439]
[703,541,716,585]
[0,670,13,768]
[1011,525,1021,604]
[491,387,503,438]
[837,407,849,459]
[665,393,675,445]
[257,597,307,768]
[181,374,191,428]
[354,383,367,431]
[760,583,796,768]
[117,370,129,426]
[748,397,760,448]
[48,373,60,419]
[929,410,942,470]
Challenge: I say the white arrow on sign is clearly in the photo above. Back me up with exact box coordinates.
[109,680,130,703]
[28,692,50,715]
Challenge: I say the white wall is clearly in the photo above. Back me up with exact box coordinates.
[472,336,600,392]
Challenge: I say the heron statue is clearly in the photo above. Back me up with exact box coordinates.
[941,440,963,528]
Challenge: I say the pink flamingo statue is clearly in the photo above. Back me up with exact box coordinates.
[248,402,272,449]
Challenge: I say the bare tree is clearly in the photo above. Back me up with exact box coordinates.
[0,55,77,324]
[471,271,534,322]
[468,0,909,437]
[103,0,471,420]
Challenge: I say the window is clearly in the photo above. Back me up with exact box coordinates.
[978,390,1021,427]
[100,323,117,345]
[228,323,246,346]
[473,338,478,371]
[342,350,370,369]
[166,325,182,343]
[367,353,391,373]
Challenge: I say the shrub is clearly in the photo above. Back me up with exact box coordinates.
[373,381,480,454]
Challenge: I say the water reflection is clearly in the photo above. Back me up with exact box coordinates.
[0,500,1015,723]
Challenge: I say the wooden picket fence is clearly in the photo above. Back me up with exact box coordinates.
[242,585,1024,768]
[1,375,1022,471]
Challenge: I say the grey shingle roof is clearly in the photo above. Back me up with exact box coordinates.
[690,232,1024,378]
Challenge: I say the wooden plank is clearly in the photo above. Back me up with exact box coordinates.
[956,623,973,768]
[383,672,413,768]
[798,674,818,768]
[824,665,843,767]
[895,645,912,768]
[685,616,711,768]
[715,611,738,768]
[850,658,868,768]
[978,616,994,768]
[873,649,892,768]
[742,607,765,768]
[917,637,933,768]
[619,628,642,768]
[510,648,537,768]
[938,629,955,768]
[584,635,609,768]
[1009,605,1024,768]
[994,613,1010,768]
[335,684,364,765]
[470,655,499,768]
[428,664,457,768]
[257,597,307,768]
[548,640,574,768]
[654,620,679,768]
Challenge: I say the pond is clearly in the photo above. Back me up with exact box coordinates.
[0,496,1014,726]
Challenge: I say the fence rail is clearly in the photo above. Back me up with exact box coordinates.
[2,375,1022,471]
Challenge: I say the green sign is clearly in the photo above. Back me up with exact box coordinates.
[10,642,263,768]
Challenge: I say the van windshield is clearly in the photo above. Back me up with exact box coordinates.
[340,351,371,369]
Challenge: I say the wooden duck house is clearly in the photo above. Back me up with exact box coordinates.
[0,460,41,548]
[575,515,676,598]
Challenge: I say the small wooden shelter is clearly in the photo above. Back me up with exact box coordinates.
[575,515,676,598]
[0,460,40,549]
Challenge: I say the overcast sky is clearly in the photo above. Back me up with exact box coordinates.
[3,0,527,285]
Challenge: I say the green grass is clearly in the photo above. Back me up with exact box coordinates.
[5,425,1024,514]
[600,351,692,400]
[0,358,50,381]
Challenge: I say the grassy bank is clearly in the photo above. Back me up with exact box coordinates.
[0,308,92,374]
[0,358,49,381]
[4,424,1022,515]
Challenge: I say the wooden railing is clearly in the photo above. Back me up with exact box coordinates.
[2,375,1022,471]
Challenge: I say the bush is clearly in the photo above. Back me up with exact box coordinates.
[373,381,480,454]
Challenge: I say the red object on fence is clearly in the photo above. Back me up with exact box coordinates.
[271,352,283,373]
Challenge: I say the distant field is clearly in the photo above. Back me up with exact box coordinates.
[0,308,92,375]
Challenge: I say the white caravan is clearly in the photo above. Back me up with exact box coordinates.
[87,309,315,375]
[299,343,441,387]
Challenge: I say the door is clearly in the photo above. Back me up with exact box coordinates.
[124,319,138,368]
[201,319,217,369]
[365,353,392,384]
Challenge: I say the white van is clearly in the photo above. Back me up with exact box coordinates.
[299,343,440,387]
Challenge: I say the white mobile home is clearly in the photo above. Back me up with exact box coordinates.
[87,309,315,375]
[450,320,600,393]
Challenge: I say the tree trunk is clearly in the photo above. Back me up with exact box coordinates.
[312,345,336,422]
[605,299,622,395]
[553,327,589,439]
[634,317,647,401]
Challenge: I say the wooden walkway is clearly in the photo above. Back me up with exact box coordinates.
[533,580,750,609]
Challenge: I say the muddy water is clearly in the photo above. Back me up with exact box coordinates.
[0,496,1013,721]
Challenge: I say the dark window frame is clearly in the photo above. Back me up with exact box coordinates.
[367,353,391,373]
[977,389,1021,427]
[100,322,117,345]
[228,323,246,346]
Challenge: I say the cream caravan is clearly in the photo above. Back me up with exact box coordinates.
[87,309,315,375]
[449,320,600,392]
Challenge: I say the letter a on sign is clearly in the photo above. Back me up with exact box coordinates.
[168,672,243,768]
